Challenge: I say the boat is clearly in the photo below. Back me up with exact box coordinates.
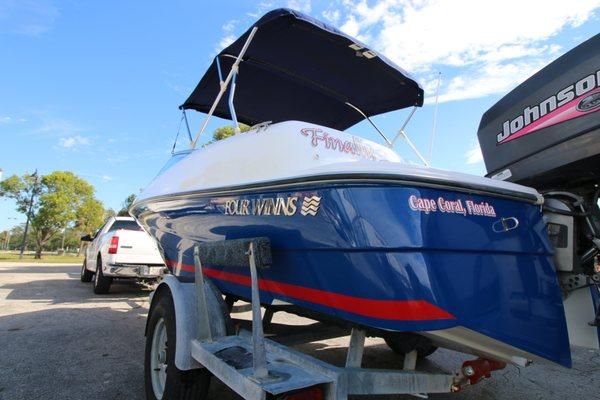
[131,8,573,369]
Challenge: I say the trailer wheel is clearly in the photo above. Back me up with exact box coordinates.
[384,333,438,358]
[93,256,112,294]
[145,292,211,400]
[80,258,93,282]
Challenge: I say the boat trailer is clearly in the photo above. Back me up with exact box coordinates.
[152,237,499,399]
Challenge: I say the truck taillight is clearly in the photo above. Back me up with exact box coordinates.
[108,236,119,254]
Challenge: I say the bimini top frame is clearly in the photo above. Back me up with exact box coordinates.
[183,8,428,165]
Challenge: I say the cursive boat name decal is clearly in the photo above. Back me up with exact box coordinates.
[300,128,375,160]
[408,195,497,217]
[224,196,321,217]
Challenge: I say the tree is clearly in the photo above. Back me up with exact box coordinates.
[213,124,251,141]
[0,173,42,215]
[72,198,106,254]
[204,123,251,147]
[1,171,102,258]
[47,227,81,252]
[7,225,25,251]
[75,198,105,236]
[0,172,42,255]
[1,230,9,250]
[118,194,137,216]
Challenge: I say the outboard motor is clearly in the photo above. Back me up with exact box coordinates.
[477,33,600,349]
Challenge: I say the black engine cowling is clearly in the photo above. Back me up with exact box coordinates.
[477,34,600,191]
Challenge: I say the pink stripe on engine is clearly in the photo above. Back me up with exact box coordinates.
[500,87,600,144]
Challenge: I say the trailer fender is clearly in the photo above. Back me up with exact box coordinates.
[147,275,229,371]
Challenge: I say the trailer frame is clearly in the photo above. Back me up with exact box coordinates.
[146,237,471,400]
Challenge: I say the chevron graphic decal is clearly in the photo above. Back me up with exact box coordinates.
[301,196,321,216]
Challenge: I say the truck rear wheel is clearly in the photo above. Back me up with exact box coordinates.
[80,258,93,282]
[145,292,211,400]
[93,256,112,294]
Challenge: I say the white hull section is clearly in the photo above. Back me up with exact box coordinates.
[424,327,544,366]
[564,287,600,350]
[138,121,541,204]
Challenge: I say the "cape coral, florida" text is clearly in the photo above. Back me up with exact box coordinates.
[408,195,497,217]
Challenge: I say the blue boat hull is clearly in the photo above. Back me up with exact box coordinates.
[133,181,571,367]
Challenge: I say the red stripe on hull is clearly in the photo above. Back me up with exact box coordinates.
[167,260,455,321]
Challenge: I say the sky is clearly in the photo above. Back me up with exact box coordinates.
[1,0,599,231]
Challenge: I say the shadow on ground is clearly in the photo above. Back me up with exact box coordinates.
[0,305,148,400]
[0,265,84,274]
[1,264,599,400]
[1,263,153,306]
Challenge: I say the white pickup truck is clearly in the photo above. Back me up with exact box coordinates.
[80,216,165,294]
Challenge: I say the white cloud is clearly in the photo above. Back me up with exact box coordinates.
[161,70,189,95]
[166,81,188,95]
[78,172,114,182]
[58,135,90,149]
[431,59,548,103]
[322,9,340,24]
[0,0,60,37]
[340,15,360,36]
[465,141,483,165]
[222,19,238,32]
[216,1,310,55]
[287,0,312,13]
[22,115,82,137]
[247,2,274,18]
[327,0,600,103]
[216,34,236,52]
[0,116,28,123]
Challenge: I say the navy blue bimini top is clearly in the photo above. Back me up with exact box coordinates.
[181,8,423,131]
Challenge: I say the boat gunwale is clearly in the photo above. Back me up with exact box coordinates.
[132,173,542,214]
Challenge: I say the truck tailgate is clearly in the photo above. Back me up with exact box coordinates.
[110,229,164,265]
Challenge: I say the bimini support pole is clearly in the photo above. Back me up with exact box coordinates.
[229,73,241,134]
[389,107,429,167]
[190,26,258,148]
[182,109,193,143]
[171,109,195,154]
[215,56,241,134]
[345,102,391,146]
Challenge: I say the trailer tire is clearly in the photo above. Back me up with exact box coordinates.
[384,333,438,358]
[80,259,93,282]
[93,256,112,294]
[145,292,211,400]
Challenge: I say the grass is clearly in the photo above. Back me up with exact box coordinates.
[0,251,84,263]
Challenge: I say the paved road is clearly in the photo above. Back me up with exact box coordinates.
[0,262,598,400]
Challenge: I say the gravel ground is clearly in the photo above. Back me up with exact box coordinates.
[0,262,599,400]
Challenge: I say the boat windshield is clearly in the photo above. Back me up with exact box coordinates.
[155,150,192,177]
